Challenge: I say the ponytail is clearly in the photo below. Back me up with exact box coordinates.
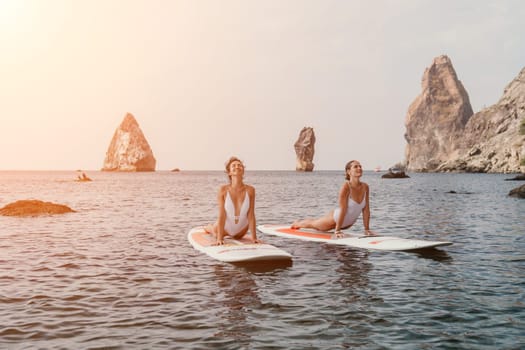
[344,160,357,180]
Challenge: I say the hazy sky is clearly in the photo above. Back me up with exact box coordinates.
[1,0,524,170]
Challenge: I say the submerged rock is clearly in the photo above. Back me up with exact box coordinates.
[102,113,156,172]
[505,174,525,181]
[0,200,75,216]
[294,127,316,171]
[508,184,525,198]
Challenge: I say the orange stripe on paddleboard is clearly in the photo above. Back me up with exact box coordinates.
[192,231,215,247]
[277,228,332,240]
[368,238,396,244]
[217,247,273,254]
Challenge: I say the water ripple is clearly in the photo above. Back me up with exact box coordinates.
[0,171,523,349]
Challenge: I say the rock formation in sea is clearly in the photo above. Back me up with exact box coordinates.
[102,113,156,172]
[381,169,410,179]
[505,174,525,181]
[294,127,315,171]
[404,55,525,173]
[509,184,525,198]
[0,200,75,216]
[404,55,473,171]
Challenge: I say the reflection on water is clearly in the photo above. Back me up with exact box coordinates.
[208,261,293,348]
[0,171,523,349]
[329,246,375,349]
[212,265,259,347]
[233,260,293,273]
[331,246,372,296]
[412,247,453,262]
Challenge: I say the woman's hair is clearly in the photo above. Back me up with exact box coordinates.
[345,160,357,180]
[225,156,244,182]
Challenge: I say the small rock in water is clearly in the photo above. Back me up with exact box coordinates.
[505,174,525,181]
[508,184,525,199]
[0,200,75,216]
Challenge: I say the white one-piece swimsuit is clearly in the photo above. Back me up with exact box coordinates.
[333,189,366,228]
[224,191,250,235]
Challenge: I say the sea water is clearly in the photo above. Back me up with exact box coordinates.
[0,171,523,349]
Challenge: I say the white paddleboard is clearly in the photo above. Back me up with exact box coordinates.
[188,227,293,263]
[257,224,452,251]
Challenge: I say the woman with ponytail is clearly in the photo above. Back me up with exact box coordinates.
[291,160,375,237]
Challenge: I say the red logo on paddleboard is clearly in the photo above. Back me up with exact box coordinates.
[369,240,384,244]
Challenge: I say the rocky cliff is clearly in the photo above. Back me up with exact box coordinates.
[404,55,525,173]
[294,127,315,171]
[102,113,156,172]
[438,66,525,173]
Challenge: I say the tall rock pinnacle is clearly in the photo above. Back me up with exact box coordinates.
[404,55,473,171]
[102,113,156,172]
[403,55,525,173]
[294,127,316,171]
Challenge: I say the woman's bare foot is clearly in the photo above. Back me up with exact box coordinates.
[204,224,214,234]
[291,221,302,229]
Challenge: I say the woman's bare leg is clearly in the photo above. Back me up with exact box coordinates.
[292,212,335,231]
[204,223,217,235]
[205,223,250,240]
[231,226,249,240]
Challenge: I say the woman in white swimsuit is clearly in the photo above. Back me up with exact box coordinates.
[291,160,376,237]
[205,157,261,245]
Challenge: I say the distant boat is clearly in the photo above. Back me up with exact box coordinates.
[374,166,381,172]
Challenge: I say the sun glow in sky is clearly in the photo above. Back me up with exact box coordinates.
[0,0,27,27]
[1,0,524,170]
